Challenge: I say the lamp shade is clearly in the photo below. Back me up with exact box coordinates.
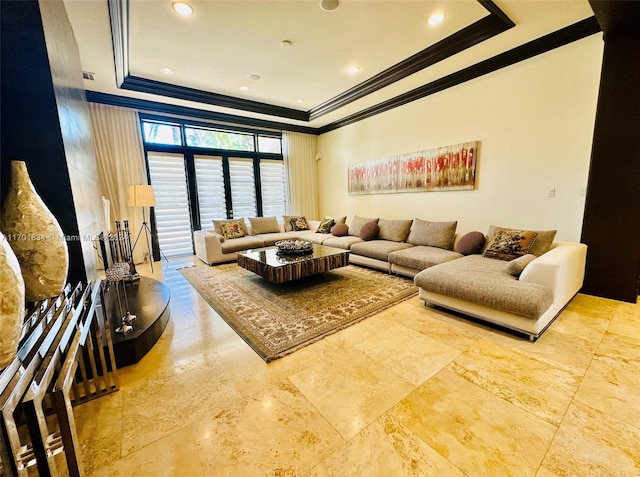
[128,184,157,207]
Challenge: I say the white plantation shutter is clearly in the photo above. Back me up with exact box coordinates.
[147,152,193,257]
[229,157,257,218]
[194,155,226,227]
[260,159,287,219]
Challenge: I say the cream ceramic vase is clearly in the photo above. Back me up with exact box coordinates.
[0,161,69,301]
[0,230,25,369]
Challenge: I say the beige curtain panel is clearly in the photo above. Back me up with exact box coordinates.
[282,131,319,219]
[89,103,148,264]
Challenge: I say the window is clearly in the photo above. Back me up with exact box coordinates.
[141,116,287,255]
[185,127,254,151]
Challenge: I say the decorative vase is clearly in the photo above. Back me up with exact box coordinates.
[0,161,69,301]
[0,230,25,369]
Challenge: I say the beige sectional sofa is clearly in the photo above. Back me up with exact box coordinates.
[192,215,587,341]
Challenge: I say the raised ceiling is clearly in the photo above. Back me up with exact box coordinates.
[63,0,599,131]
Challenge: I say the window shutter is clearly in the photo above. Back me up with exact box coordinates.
[260,159,287,219]
[147,152,193,257]
[228,157,257,218]
[194,155,226,225]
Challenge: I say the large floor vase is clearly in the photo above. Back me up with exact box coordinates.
[0,161,69,301]
[0,231,25,369]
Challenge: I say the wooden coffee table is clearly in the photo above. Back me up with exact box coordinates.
[236,244,349,283]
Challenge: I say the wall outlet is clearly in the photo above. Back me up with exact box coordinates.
[546,188,556,198]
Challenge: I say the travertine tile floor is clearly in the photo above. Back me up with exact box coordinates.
[76,257,640,476]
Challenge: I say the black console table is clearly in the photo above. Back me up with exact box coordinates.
[102,277,171,367]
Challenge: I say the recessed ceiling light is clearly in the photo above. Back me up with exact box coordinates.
[281,40,293,48]
[296,99,305,104]
[428,13,445,26]
[247,74,261,81]
[320,0,340,11]
[239,86,249,92]
[172,2,193,15]
[160,67,174,75]
[347,65,361,75]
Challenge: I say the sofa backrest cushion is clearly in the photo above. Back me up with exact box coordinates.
[454,231,485,255]
[377,218,413,242]
[349,215,379,237]
[483,228,538,261]
[484,225,557,256]
[213,218,249,236]
[359,222,380,241]
[330,223,349,236]
[407,219,457,250]
[249,216,280,235]
[325,215,347,225]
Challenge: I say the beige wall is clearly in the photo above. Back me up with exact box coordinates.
[317,34,604,243]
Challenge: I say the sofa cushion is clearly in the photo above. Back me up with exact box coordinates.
[454,231,486,255]
[325,215,347,225]
[483,228,538,261]
[254,232,297,246]
[414,255,553,319]
[360,222,380,241]
[388,246,462,271]
[290,217,310,231]
[485,225,557,256]
[316,218,335,234]
[331,223,349,236]
[351,241,413,261]
[377,218,413,242]
[283,215,305,232]
[507,254,537,277]
[248,216,280,235]
[220,236,264,253]
[407,219,457,249]
[322,235,363,250]
[220,221,246,239]
[349,215,379,237]
[213,217,249,236]
[294,230,331,244]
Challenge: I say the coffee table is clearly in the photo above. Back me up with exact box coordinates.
[236,244,349,283]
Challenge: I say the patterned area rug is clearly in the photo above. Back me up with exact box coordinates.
[179,264,418,362]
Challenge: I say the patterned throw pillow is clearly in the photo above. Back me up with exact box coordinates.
[220,221,246,239]
[316,218,335,234]
[483,229,538,261]
[290,217,309,231]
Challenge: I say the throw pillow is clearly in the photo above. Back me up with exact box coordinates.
[283,215,305,232]
[454,231,485,255]
[316,218,335,234]
[406,219,458,250]
[484,225,557,256]
[507,254,537,277]
[483,228,538,261]
[359,221,380,241]
[290,217,310,231]
[213,218,249,236]
[220,221,246,240]
[248,216,280,235]
[377,218,413,242]
[324,215,347,225]
[348,215,379,237]
[331,223,349,236]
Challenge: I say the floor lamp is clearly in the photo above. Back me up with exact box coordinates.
[128,184,159,273]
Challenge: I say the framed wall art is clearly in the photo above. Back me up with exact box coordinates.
[348,140,478,195]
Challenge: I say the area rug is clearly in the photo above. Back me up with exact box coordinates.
[179,264,417,362]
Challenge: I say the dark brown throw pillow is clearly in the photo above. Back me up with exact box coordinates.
[330,223,349,236]
[454,231,486,255]
[359,221,380,241]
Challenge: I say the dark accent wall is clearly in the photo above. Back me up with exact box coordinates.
[581,2,640,301]
[1,0,103,285]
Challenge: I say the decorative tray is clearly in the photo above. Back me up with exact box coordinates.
[274,240,313,255]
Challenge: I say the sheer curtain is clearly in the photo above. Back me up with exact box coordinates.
[89,103,148,263]
[282,131,319,219]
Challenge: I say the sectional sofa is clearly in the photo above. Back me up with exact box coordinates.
[192,215,587,340]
